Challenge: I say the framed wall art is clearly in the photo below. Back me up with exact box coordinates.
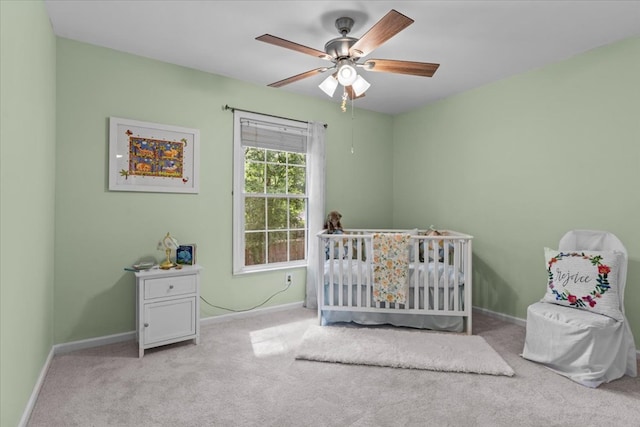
[109,117,200,193]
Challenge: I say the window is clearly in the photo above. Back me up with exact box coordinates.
[233,111,309,274]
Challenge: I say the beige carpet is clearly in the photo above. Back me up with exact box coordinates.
[27,307,640,427]
[296,325,514,376]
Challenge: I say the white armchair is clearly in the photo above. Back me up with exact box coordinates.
[522,230,637,387]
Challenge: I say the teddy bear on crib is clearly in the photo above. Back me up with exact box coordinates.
[323,210,345,259]
[323,210,343,234]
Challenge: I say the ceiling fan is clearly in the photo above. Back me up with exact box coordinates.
[256,9,440,103]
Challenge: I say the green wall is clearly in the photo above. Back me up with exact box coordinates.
[2,3,638,423]
[393,37,640,344]
[54,38,393,344]
[0,1,57,426]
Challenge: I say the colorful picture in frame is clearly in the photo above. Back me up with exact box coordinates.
[176,244,197,265]
[109,117,200,193]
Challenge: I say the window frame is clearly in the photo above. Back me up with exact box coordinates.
[232,111,309,275]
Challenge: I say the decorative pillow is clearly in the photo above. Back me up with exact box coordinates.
[543,247,623,321]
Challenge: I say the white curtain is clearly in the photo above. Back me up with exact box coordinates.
[304,121,326,308]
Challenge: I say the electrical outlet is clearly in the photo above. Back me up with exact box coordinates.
[285,273,292,284]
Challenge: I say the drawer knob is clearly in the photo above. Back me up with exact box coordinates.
[144,323,149,327]
[169,285,174,289]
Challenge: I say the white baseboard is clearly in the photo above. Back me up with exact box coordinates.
[18,347,54,427]
[53,331,136,355]
[473,305,527,328]
[51,301,306,354]
[200,300,305,326]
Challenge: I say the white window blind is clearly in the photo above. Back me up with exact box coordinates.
[240,118,307,153]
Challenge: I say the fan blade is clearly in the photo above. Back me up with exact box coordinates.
[345,86,365,100]
[349,10,414,58]
[256,34,332,60]
[267,67,328,88]
[363,59,439,77]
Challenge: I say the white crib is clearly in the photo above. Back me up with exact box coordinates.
[317,229,473,334]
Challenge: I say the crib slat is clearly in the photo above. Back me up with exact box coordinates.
[367,238,374,309]
[338,240,344,307]
[443,239,450,313]
[422,239,429,311]
[453,240,460,312]
[345,239,350,306]
[416,239,422,309]
[355,236,361,307]
[328,240,335,307]
[432,240,439,312]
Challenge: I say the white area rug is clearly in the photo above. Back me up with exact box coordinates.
[296,325,515,377]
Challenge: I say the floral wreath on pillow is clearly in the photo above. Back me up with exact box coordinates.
[547,251,611,309]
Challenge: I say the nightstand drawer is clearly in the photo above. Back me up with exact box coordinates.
[144,275,196,299]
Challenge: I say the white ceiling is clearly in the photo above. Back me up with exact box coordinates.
[44,1,640,115]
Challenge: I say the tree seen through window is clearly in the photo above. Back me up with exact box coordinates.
[244,149,306,266]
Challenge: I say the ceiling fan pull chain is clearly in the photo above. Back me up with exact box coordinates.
[351,97,355,154]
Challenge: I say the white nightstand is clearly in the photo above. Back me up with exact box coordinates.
[134,265,202,358]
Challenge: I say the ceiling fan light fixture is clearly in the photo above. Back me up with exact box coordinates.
[257,10,441,109]
[351,75,371,96]
[318,74,339,97]
[336,60,357,86]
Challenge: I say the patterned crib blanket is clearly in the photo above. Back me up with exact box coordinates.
[372,233,411,304]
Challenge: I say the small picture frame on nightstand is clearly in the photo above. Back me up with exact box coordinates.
[176,244,196,265]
